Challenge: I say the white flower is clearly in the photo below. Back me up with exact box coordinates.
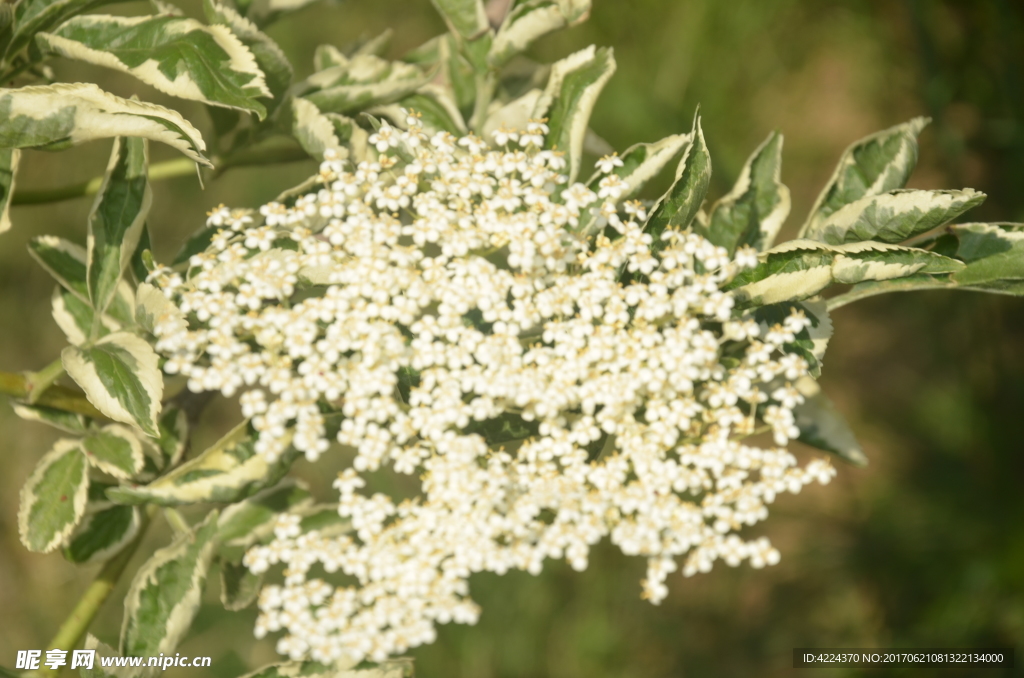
[150,115,835,666]
[595,152,624,174]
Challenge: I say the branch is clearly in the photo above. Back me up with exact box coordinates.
[0,371,106,419]
[34,507,155,677]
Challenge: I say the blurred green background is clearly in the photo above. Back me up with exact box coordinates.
[2,1,1023,677]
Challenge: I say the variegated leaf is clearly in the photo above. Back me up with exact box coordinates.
[313,44,347,71]
[483,88,542,142]
[240,659,414,678]
[705,130,790,253]
[807,188,985,246]
[437,34,476,113]
[220,559,262,610]
[4,0,125,60]
[0,148,18,234]
[13,403,90,434]
[644,111,711,242]
[29,236,89,300]
[64,504,141,564]
[294,503,352,537]
[491,0,591,66]
[203,0,293,115]
[134,282,186,336]
[38,14,271,118]
[121,510,219,657]
[53,286,117,345]
[299,54,432,115]
[398,85,467,134]
[83,424,146,479]
[533,45,616,183]
[950,222,1024,286]
[18,439,90,553]
[801,117,929,238]
[726,239,965,306]
[586,133,688,202]
[0,83,210,166]
[216,479,312,550]
[107,421,296,506]
[88,137,152,316]
[794,377,867,466]
[150,405,189,471]
[431,0,489,41]
[32,235,137,330]
[242,0,325,28]
[62,332,164,437]
[290,97,344,159]
[353,28,393,58]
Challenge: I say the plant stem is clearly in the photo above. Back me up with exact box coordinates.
[24,358,66,405]
[35,507,154,677]
[0,371,105,419]
[13,157,197,206]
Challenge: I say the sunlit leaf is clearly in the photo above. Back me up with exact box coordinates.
[0,83,210,166]
[18,439,90,553]
[38,14,271,118]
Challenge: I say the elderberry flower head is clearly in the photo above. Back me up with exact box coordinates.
[149,111,835,665]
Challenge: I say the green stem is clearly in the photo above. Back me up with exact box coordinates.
[24,358,66,405]
[35,508,154,676]
[13,157,197,206]
[0,371,106,419]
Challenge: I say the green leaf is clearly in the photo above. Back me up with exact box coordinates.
[29,235,89,300]
[586,133,688,203]
[290,97,345,160]
[0,83,210,166]
[298,54,432,115]
[53,286,113,345]
[219,559,262,610]
[62,332,164,437]
[726,239,964,306]
[949,222,1024,286]
[353,28,394,58]
[806,188,985,246]
[151,405,189,470]
[295,503,352,537]
[83,424,146,479]
[12,403,90,434]
[121,510,219,656]
[0,147,18,234]
[134,282,186,336]
[399,86,467,134]
[203,0,293,116]
[794,378,867,467]
[704,130,790,253]
[534,45,616,183]
[87,137,152,316]
[801,117,929,238]
[643,111,711,241]
[18,439,90,553]
[216,479,312,549]
[38,14,271,118]
[130,223,154,285]
[64,504,141,563]
[107,421,296,506]
[242,0,324,28]
[239,660,414,678]
[4,0,126,60]
[490,0,591,67]
[431,0,489,41]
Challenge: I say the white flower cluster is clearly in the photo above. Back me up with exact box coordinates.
[148,112,836,665]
